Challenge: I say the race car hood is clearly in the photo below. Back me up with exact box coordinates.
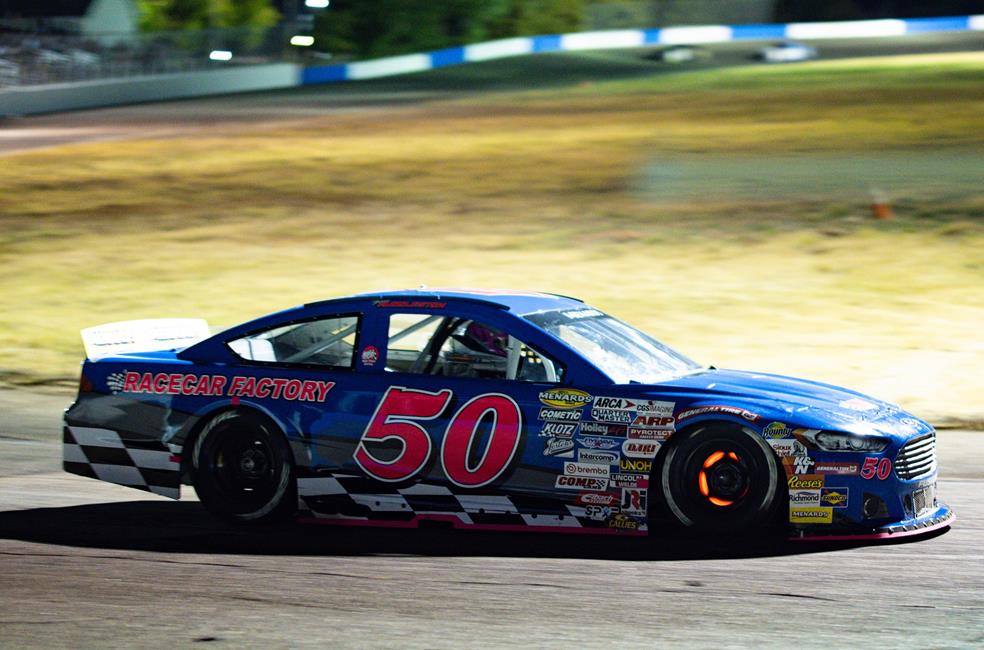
[648,368,930,439]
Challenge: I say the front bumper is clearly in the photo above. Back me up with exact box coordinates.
[790,502,954,541]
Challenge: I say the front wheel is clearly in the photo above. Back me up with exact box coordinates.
[192,410,296,524]
[660,423,780,535]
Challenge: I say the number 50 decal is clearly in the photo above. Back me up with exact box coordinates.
[354,387,523,488]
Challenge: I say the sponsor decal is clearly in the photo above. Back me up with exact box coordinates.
[789,489,821,507]
[578,422,627,437]
[620,488,648,515]
[375,300,446,309]
[564,461,610,479]
[840,397,877,412]
[591,397,674,424]
[675,404,760,423]
[820,488,849,508]
[610,473,649,488]
[628,428,673,441]
[543,437,575,458]
[762,422,793,439]
[769,439,807,458]
[539,388,593,410]
[607,513,640,530]
[540,422,577,438]
[619,458,652,473]
[584,504,619,521]
[555,475,608,491]
[815,462,860,476]
[576,492,618,507]
[860,457,892,481]
[539,407,582,422]
[360,345,379,367]
[578,450,619,466]
[117,371,334,402]
[622,440,660,459]
[788,474,824,490]
[631,415,675,429]
[783,455,815,475]
[579,436,621,450]
[789,507,834,524]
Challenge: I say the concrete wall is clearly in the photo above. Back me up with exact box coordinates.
[0,63,301,116]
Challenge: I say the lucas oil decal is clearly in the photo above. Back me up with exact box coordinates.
[114,371,335,402]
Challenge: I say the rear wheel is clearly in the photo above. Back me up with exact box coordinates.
[192,411,296,524]
[660,423,780,535]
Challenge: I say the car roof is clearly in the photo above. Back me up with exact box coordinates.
[310,288,586,316]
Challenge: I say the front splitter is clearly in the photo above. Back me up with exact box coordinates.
[790,504,954,542]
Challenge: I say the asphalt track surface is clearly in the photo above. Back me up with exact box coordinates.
[0,388,982,648]
[1,31,983,155]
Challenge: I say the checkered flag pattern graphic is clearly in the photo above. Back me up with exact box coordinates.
[63,426,181,499]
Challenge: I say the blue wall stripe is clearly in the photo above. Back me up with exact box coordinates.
[642,29,662,44]
[532,35,563,53]
[903,16,970,33]
[732,24,788,40]
[303,64,348,84]
[431,47,466,68]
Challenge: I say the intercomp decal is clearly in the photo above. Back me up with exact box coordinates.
[111,371,335,402]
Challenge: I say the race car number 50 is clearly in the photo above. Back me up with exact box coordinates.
[353,387,523,487]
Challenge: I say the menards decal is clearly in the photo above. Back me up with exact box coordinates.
[114,371,335,402]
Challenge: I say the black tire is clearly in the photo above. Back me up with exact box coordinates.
[192,410,296,524]
[660,423,780,535]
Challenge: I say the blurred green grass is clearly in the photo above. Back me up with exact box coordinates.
[0,53,981,420]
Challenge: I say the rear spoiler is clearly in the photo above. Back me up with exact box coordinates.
[81,318,211,361]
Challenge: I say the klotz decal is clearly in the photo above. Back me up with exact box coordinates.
[540,422,577,438]
[361,345,379,367]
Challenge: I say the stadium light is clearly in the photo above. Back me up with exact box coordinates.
[305,0,330,8]
[209,50,233,62]
[290,35,315,47]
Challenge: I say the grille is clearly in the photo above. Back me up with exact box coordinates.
[895,432,936,480]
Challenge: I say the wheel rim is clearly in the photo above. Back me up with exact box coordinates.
[209,431,278,512]
[697,450,750,507]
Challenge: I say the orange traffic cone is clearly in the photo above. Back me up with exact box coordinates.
[870,187,893,220]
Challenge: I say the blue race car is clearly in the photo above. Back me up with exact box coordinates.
[63,289,953,540]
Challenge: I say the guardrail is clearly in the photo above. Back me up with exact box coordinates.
[303,14,984,84]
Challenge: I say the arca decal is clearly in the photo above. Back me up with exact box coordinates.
[354,387,523,487]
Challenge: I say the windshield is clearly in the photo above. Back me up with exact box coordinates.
[524,308,702,384]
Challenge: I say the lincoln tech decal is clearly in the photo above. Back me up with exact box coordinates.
[111,371,335,402]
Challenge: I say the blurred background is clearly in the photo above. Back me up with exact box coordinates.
[0,0,981,423]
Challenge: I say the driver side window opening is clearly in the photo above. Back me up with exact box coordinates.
[385,314,564,382]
